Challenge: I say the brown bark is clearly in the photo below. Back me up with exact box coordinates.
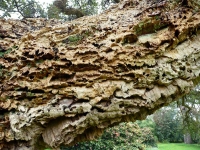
[1,0,200,149]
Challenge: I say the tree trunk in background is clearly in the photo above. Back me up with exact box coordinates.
[184,133,192,144]
[1,0,200,149]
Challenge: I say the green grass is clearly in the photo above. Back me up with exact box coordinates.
[157,143,200,150]
[147,147,158,150]
[44,143,200,150]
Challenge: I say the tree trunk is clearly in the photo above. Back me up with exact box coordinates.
[184,133,192,144]
[1,0,200,149]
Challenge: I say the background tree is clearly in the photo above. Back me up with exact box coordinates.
[47,3,62,20]
[100,0,120,11]
[177,84,200,144]
[50,0,122,20]
[63,122,157,150]
[152,83,200,144]
[48,0,98,20]
[153,104,183,143]
[0,0,46,18]
[0,0,118,20]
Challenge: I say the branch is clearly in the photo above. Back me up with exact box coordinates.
[53,0,84,18]
[13,0,27,18]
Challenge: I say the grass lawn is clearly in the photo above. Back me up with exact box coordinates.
[156,143,200,150]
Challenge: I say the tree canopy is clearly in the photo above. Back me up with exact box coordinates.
[0,0,46,18]
[0,0,120,20]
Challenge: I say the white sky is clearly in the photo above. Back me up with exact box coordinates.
[37,0,54,5]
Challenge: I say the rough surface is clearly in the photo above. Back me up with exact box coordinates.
[1,0,200,149]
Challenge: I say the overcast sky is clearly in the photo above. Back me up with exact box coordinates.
[37,0,54,5]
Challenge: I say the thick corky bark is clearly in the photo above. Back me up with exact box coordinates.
[1,0,200,149]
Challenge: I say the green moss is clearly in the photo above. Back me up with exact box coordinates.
[12,45,18,49]
[68,35,82,43]
[62,34,83,45]
[36,60,44,64]
[63,30,92,45]
[0,48,12,57]
[0,52,4,57]
[134,17,168,35]
[0,72,2,77]
[14,87,20,91]
[155,16,160,20]
[26,92,35,97]
[0,96,10,101]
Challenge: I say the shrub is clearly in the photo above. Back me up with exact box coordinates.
[62,122,157,150]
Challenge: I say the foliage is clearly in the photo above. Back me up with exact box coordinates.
[48,0,98,21]
[177,84,200,144]
[100,0,120,11]
[0,46,15,57]
[0,0,120,20]
[153,104,184,143]
[152,83,200,144]
[0,0,46,18]
[136,116,155,132]
[157,143,200,150]
[62,122,157,150]
[47,4,62,20]
[70,0,98,16]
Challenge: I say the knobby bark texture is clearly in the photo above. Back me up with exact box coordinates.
[1,0,200,149]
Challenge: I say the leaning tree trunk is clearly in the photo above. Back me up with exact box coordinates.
[1,0,200,149]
